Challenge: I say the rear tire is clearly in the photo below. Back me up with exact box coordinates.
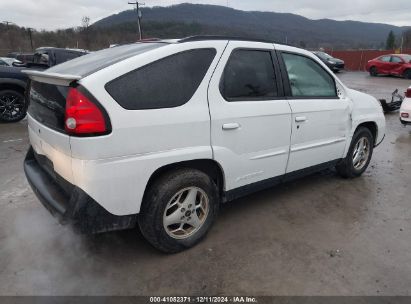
[369,67,378,77]
[138,168,219,253]
[404,69,411,79]
[336,127,374,178]
[0,90,27,123]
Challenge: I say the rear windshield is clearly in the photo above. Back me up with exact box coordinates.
[46,43,166,77]
[28,81,68,132]
[401,55,411,63]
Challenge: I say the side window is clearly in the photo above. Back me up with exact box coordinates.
[391,56,403,63]
[221,49,278,101]
[281,52,337,98]
[106,49,216,110]
[380,56,391,62]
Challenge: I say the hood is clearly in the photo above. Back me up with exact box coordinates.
[0,66,28,80]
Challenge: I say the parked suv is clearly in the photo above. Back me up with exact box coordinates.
[23,36,385,252]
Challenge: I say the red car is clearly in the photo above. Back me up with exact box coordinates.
[366,54,411,79]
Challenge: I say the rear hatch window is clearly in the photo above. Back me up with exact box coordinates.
[28,81,68,132]
[47,42,166,77]
[27,43,167,132]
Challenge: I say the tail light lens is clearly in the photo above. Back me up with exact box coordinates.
[405,88,411,98]
[65,88,108,135]
[401,112,409,118]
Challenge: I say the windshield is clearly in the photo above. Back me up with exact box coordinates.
[47,43,167,77]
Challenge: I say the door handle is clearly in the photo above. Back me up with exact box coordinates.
[222,123,240,130]
[295,116,307,122]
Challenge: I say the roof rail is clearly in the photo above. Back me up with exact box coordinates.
[178,35,284,44]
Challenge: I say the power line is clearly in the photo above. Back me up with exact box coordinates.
[128,1,145,40]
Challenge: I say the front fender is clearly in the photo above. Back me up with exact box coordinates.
[343,89,386,155]
[0,78,28,90]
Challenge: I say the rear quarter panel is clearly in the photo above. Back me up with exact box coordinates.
[69,41,228,215]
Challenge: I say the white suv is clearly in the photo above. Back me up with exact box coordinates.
[23,36,385,252]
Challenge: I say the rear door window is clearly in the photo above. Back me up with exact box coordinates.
[281,52,337,98]
[380,56,391,62]
[105,48,216,110]
[391,56,403,63]
[220,49,278,101]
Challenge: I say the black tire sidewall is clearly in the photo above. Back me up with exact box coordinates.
[404,70,411,80]
[370,67,377,77]
[346,128,374,177]
[139,169,219,253]
[0,90,27,123]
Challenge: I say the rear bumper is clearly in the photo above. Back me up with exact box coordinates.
[400,118,411,125]
[24,147,137,234]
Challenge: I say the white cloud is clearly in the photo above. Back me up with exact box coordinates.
[0,0,410,30]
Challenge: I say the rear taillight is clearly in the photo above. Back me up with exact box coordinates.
[65,88,108,135]
[401,112,409,118]
[405,87,411,98]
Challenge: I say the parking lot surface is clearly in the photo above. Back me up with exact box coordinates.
[0,72,410,296]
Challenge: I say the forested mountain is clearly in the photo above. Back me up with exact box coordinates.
[95,3,409,49]
[1,3,410,55]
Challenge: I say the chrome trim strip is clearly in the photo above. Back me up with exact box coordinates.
[250,150,288,160]
[291,138,346,152]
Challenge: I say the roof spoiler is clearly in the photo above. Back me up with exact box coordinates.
[22,70,81,86]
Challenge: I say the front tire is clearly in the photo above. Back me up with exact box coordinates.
[138,169,219,253]
[369,67,378,77]
[404,69,411,80]
[336,127,374,178]
[0,90,27,123]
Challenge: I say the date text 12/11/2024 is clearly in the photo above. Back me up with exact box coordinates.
[149,297,258,303]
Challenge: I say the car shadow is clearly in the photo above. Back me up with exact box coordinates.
[79,167,363,257]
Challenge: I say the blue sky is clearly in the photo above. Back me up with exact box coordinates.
[1,0,410,30]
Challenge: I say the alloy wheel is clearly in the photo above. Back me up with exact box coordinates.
[352,137,370,170]
[0,92,25,122]
[163,186,209,239]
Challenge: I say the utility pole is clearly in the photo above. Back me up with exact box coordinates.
[128,1,145,40]
[400,34,404,53]
[2,21,15,29]
[2,21,15,51]
[27,28,34,51]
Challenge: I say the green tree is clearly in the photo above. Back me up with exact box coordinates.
[386,30,396,50]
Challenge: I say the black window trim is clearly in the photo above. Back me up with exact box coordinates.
[277,50,339,100]
[104,48,217,110]
[219,47,285,102]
